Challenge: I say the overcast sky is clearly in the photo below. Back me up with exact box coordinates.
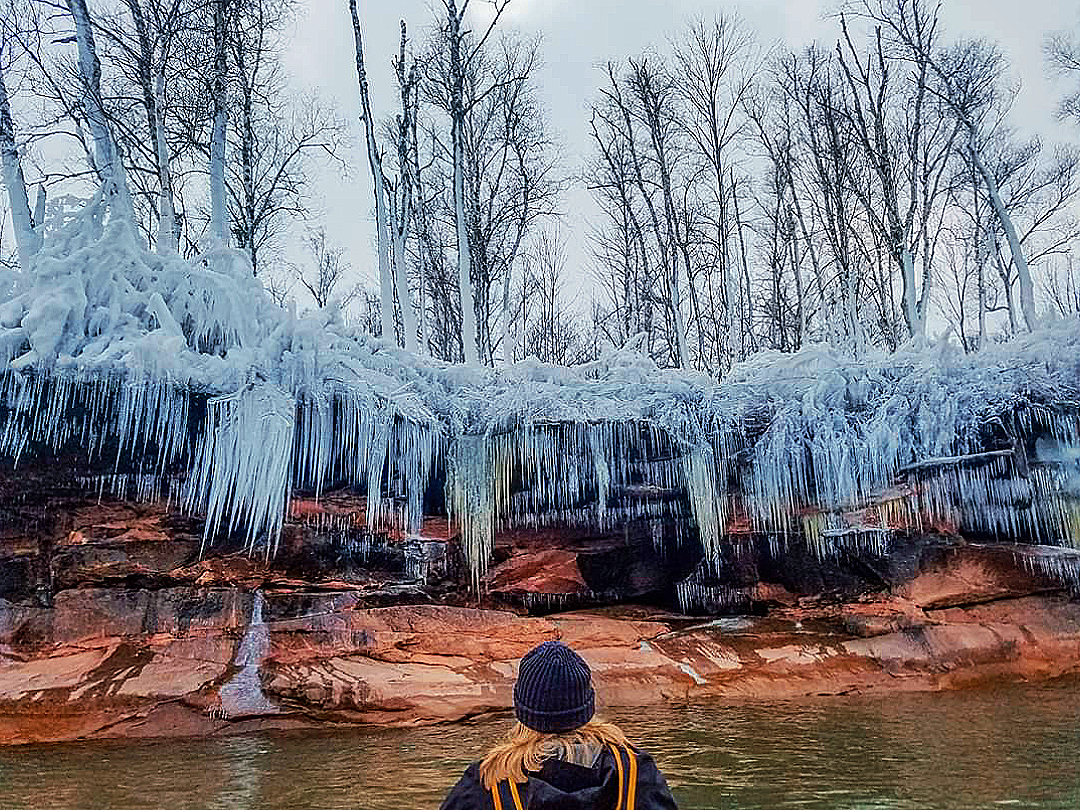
[281,0,1075,307]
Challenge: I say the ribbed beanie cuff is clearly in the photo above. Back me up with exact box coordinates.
[515,690,595,733]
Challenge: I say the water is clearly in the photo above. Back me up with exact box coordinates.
[1,679,1079,809]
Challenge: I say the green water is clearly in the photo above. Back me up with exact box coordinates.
[2,679,1079,809]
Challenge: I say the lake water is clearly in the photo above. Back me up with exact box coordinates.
[2,678,1079,809]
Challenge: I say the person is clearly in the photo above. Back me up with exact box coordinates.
[439,640,679,809]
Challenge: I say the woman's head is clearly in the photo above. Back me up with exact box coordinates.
[480,640,628,788]
[513,640,595,733]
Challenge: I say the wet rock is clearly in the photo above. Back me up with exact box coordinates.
[486,549,587,597]
[4,586,1080,744]
[840,600,929,638]
[897,543,1059,609]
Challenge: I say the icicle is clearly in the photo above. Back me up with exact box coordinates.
[446,433,494,588]
[675,563,748,616]
[185,383,295,556]
[683,443,725,569]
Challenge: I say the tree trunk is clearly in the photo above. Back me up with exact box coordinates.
[153,73,178,254]
[388,184,418,352]
[996,244,1018,334]
[235,31,257,272]
[968,134,1035,331]
[209,0,229,243]
[788,206,805,345]
[390,21,419,354]
[732,170,752,358]
[448,2,479,365]
[348,0,395,343]
[500,267,512,364]
[0,63,37,270]
[976,211,989,349]
[123,0,176,254]
[67,0,132,217]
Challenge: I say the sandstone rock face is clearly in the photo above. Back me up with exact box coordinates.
[896,543,1061,608]
[3,576,1080,744]
[3,469,1080,746]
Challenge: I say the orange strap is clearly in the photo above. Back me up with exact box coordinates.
[508,781,525,810]
[491,780,524,810]
[609,744,625,810]
[625,745,638,810]
[608,744,637,810]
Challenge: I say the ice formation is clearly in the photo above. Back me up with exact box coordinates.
[217,590,279,718]
[3,192,1080,587]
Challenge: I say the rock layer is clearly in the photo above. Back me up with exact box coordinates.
[3,469,1080,745]
[2,542,1080,745]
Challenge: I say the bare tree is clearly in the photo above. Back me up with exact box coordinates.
[348,0,395,341]
[92,0,195,252]
[520,227,594,365]
[421,20,560,365]
[0,2,40,270]
[838,14,927,340]
[208,0,228,241]
[673,15,760,364]
[590,60,691,369]
[298,226,358,309]
[436,0,515,366]
[856,0,1036,331]
[66,0,134,217]
[1046,255,1080,317]
[227,0,342,275]
[387,20,420,353]
[1046,23,1080,123]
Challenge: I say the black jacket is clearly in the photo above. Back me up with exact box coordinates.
[439,743,679,810]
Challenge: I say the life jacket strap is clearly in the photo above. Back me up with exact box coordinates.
[609,743,638,810]
[491,779,524,810]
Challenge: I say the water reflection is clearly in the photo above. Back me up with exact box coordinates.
[3,679,1080,809]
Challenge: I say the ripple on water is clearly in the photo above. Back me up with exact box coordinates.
[2,679,1080,810]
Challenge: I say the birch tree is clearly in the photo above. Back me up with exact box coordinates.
[93,0,196,252]
[0,7,39,271]
[230,0,340,276]
[591,61,692,369]
[859,1,1036,330]
[438,0,514,366]
[387,21,419,353]
[67,0,133,217]
[419,18,558,364]
[673,15,760,365]
[348,0,394,342]
[837,18,923,340]
[585,109,657,356]
[208,0,228,242]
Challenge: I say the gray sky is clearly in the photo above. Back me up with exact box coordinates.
[283,0,1074,307]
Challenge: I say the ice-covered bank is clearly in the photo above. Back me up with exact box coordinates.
[4,195,1080,743]
[3,194,1080,581]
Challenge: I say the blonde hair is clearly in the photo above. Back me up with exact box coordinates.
[478,719,633,790]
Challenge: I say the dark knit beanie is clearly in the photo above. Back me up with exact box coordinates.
[514,640,596,733]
